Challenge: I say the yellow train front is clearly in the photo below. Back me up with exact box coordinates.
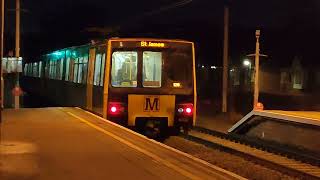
[102,38,197,137]
[23,38,197,138]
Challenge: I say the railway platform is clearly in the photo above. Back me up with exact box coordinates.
[0,107,245,180]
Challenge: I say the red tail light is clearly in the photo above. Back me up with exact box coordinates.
[109,102,125,115]
[177,103,193,116]
[185,107,192,114]
[110,106,117,113]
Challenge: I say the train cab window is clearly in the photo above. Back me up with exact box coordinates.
[111,51,138,87]
[143,51,162,87]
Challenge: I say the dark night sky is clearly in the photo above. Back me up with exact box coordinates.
[3,0,320,67]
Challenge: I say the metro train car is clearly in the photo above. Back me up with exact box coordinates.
[23,38,197,137]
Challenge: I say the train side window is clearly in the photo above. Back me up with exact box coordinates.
[69,59,75,82]
[65,58,70,81]
[53,61,57,79]
[31,64,34,77]
[48,61,51,78]
[99,53,105,86]
[142,51,162,88]
[76,56,88,84]
[33,62,38,77]
[55,61,58,79]
[94,54,102,86]
[49,61,53,79]
[111,51,138,87]
[77,57,83,83]
[59,58,64,80]
[56,60,61,80]
[39,61,43,78]
[73,58,79,83]
[24,64,28,76]
[30,64,33,76]
[82,56,88,84]
[27,64,29,76]
[54,61,58,79]
[44,63,47,78]
[45,61,49,78]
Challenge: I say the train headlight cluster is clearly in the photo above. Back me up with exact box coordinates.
[177,103,193,116]
[178,108,184,113]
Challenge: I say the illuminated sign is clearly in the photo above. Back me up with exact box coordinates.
[173,82,182,88]
[141,41,165,48]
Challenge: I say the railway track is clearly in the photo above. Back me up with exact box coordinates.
[181,126,320,179]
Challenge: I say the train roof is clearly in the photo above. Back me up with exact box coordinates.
[228,110,320,133]
[41,38,193,57]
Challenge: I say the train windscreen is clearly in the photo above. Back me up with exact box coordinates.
[111,41,193,90]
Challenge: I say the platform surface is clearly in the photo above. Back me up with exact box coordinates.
[0,107,244,180]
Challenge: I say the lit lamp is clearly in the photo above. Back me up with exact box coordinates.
[243,59,251,67]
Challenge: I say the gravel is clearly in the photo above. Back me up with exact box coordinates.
[164,136,302,180]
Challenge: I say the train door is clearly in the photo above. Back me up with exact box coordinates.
[86,48,96,111]
[86,45,107,115]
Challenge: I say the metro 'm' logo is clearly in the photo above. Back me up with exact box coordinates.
[144,97,160,112]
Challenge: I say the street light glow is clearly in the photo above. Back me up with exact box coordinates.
[210,66,217,69]
[243,59,251,66]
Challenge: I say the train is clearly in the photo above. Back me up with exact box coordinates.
[23,38,197,138]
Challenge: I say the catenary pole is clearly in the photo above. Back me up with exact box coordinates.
[222,6,229,113]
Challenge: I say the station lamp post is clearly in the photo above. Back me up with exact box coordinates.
[253,30,260,109]
[246,30,267,110]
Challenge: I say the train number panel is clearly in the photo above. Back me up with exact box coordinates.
[128,95,176,126]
